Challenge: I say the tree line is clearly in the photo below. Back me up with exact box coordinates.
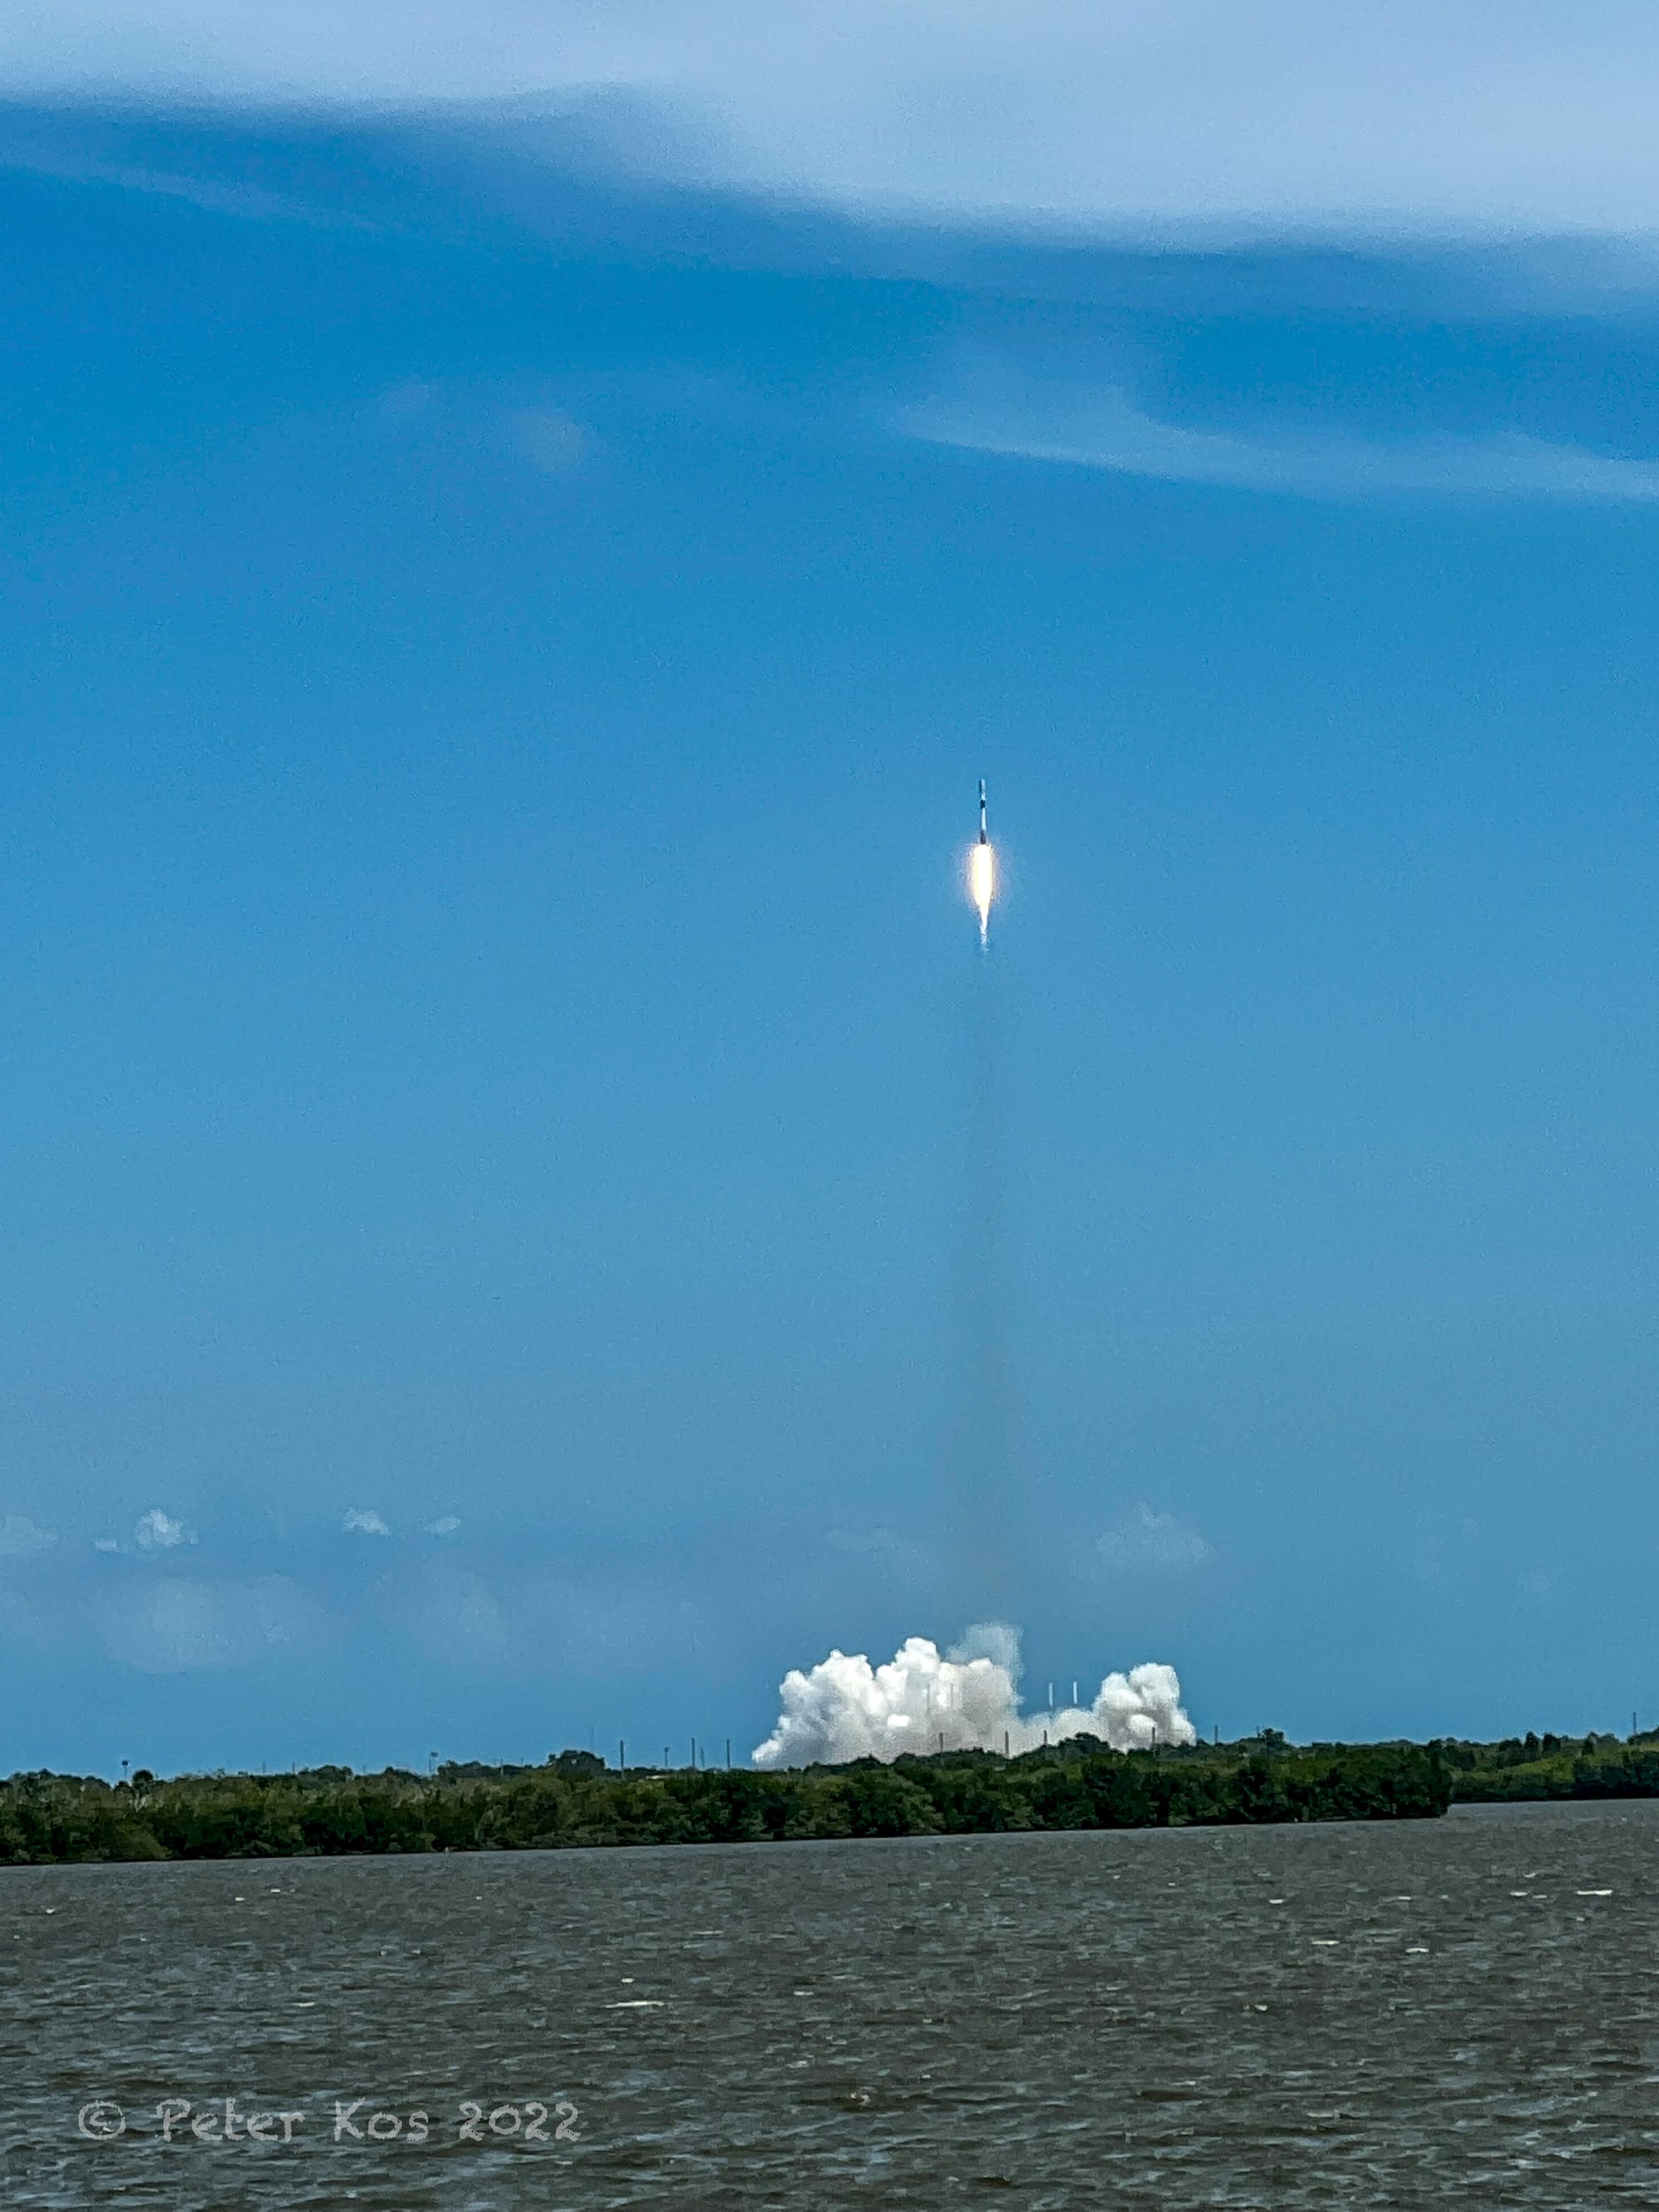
[17,1725,1659,1868]
[1434,1728,1659,1801]
[0,1736,1452,1864]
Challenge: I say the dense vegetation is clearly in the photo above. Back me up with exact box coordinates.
[9,1728,1654,1867]
[0,1736,1454,1864]
[1436,1728,1659,1802]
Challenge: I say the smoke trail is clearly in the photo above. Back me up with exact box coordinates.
[752,1623,1194,1767]
[944,935,1024,1628]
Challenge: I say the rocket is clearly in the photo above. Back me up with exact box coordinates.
[969,780,995,946]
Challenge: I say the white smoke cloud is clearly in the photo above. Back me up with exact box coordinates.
[343,1508,392,1536]
[752,1626,1194,1768]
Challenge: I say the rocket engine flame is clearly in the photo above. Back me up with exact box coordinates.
[969,839,995,947]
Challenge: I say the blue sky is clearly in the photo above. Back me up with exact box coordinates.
[6,8,1659,1770]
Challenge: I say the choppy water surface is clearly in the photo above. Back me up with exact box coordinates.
[3,1800,1657,2207]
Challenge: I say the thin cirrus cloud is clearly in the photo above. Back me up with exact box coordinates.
[901,381,1659,504]
[7,5,1659,240]
[503,406,591,474]
[343,1508,392,1537]
[97,1573,325,1674]
[1097,1504,1214,1575]
[0,1514,57,1558]
[395,1563,510,1665]
[375,380,594,478]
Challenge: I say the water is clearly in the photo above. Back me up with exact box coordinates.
[3,1799,1657,2207]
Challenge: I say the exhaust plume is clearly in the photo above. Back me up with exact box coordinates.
[969,839,995,948]
[752,1625,1194,1768]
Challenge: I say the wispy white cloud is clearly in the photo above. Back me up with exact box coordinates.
[0,1514,56,1558]
[7,5,1659,240]
[902,379,1659,503]
[372,377,595,479]
[98,1573,324,1673]
[504,406,590,474]
[343,1508,392,1536]
[825,1524,932,1577]
[1097,1503,1214,1574]
[134,1507,197,1552]
[0,119,372,226]
[395,1562,509,1665]
[424,1514,462,1536]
